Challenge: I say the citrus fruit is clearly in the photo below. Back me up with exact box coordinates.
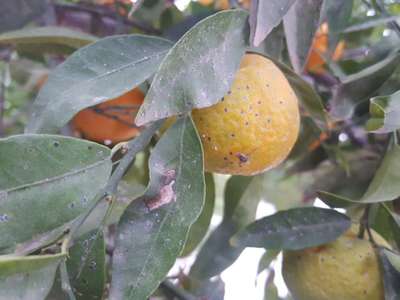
[305,22,345,74]
[72,88,144,145]
[282,224,389,300]
[192,53,300,175]
[199,0,251,9]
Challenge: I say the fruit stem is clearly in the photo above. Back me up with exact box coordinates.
[358,204,378,247]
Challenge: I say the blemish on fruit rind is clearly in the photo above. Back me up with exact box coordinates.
[236,153,248,163]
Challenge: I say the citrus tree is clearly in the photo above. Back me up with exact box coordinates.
[0,0,400,299]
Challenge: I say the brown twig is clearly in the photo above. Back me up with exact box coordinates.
[54,2,161,35]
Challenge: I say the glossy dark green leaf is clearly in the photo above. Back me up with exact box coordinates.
[190,176,259,279]
[249,0,296,47]
[135,10,249,126]
[231,207,351,250]
[0,26,97,49]
[378,248,400,300]
[26,35,172,133]
[110,116,204,300]
[0,134,112,250]
[330,50,400,120]
[0,253,64,300]
[0,0,46,33]
[367,91,400,133]
[361,145,400,203]
[283,0,324,73]
[181,173,215,256]
[269,56,328,128]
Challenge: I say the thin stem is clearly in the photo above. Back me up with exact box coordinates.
[358,204,378,246]
[160,280,197,300]
[60,260,77,300]
[66,120,163,245]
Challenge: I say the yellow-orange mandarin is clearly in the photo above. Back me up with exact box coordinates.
[192,53,300,175]
[283,224,389,300]
[72,88,144,145]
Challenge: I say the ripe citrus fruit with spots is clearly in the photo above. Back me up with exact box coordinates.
[283,224,389,300]
[192,53,300,175]
[72,88,144,145]
[306,22,346,74]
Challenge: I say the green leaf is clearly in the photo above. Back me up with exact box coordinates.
[0,134,112,250]
[378,248,400,300]
[344,16,400,33]
[190,176,259,279]
[269,56,328,128]
[321,0,353,51]
[257,250,280,274]
[384,249,400,274]
[283,0,324,73]
[47,231,106,300]
[316,146,400,205]
[366,91,400,133]
[26,35,172,133]
[0,26,97,49]
[0,253,64,300]
[0,0,46,33]
[68,232,105,300]
[317,191,357,207]
[135,10,249,126]
[330,50,400,120]
[231,207,351,250]
[110,116,204,300]
[361,145,400,203]
[181,173,215,256]
[249,0,296,47]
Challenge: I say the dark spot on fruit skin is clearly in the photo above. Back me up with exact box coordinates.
[221,97,225,102]
[280,100,284,104]
[224,108,228,113]
[245,122,249,126]
[227,91,232,95]
[267,118,271,123]
[236,153,248,163]
[229,151,233,155]
[231,133,235,137]
[246,85,250,90]
[257,101,261,104]
[255,113,259,117]
[240,110,244,114]
[207,137,211,141]
[224,157,228,161]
